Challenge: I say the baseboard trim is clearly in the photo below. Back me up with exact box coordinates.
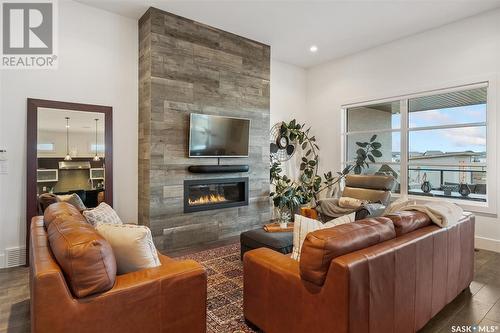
[475,236,500,253]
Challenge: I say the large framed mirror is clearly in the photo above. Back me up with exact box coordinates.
[26,99,113,264]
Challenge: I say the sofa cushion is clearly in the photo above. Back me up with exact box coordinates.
[299,217,396,286]
[291,213,356,261]
[38,193,60,213]
[47,209,116,298]
[57,193,87,211]
[44,202,85,229]
[385,210,432,236]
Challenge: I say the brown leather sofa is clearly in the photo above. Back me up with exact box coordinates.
[244,211,475,333]
[30,202,207,333]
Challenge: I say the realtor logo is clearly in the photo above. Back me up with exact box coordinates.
[1,0,58,68]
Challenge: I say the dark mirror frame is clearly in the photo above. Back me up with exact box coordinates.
[26,98,113,265]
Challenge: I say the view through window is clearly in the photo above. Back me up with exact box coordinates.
[343,84,487,203]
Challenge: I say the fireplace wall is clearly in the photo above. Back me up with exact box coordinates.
[139,8,271,251]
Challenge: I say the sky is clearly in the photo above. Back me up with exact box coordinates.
[390,104,486,153]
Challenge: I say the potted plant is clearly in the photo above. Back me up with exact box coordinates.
[270,120,384,212]
[270,163,306,227]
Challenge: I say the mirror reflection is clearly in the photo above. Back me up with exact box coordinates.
[37,108,105,208]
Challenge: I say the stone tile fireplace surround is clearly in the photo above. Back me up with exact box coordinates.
[138,8,271,251]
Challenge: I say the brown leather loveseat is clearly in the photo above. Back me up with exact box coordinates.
[244,210,475,333]
[30,202,207,333]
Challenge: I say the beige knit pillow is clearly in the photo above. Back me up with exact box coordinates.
[95,223,161,274]
[291,213,355,261]
[83,202,122,226]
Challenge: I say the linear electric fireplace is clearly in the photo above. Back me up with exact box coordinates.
[184,177,249,213]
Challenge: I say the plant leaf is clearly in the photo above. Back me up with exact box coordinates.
[371,142,382,149]
[372,150,382,157]
[370,134,378,142]
[367,154,375,163]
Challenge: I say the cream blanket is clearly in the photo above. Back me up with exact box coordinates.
[398,201,463,227]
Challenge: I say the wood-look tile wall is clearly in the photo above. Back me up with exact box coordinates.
[139,8,271,251]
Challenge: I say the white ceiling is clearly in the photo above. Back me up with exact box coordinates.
[38,108,105,133]
[77,1,500,68]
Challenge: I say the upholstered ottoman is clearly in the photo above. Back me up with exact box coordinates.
[240,228,293,259]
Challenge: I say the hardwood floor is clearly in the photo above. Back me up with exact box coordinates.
[1,243,500,333]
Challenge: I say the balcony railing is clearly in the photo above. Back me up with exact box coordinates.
[408,167,486,202]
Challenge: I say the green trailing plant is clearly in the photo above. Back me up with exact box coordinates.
[270,120,383,211]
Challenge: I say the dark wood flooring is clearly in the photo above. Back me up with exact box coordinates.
[1,241,500,333]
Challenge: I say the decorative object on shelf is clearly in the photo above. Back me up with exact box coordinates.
[269,119,384,215]
[442,184,454,196]
[459,183,471,197]
[64,117,72,161]
[277,209,291,228]
[421,173,432,193]
[458,161,470,197]
[93,118,100,161]
[270,122,296,162]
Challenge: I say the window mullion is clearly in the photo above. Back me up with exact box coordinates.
[400,99,409,197]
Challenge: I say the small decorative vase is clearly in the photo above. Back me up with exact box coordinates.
[421,181,432,193]
[459,183,471,197]
[279,221,288,229]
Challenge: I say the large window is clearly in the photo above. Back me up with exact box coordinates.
[343,83,488,204]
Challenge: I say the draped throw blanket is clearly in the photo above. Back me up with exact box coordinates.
[399,201,463,227]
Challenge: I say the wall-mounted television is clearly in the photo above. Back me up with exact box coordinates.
[189,113,250,157]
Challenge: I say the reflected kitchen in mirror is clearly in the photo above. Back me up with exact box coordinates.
[37,108,106,208]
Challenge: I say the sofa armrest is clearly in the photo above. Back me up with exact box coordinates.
[94,257,206,333]
[34,257,207,333]
[110,257,204,292]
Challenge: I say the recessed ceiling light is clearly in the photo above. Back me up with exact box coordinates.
[310,45,318,53]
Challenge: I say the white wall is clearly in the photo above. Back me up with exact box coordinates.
[306,9,500,251]
[270,60,308,126]
[270,59,308,182]
[0,0,138,266]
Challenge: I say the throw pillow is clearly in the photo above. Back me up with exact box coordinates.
[291,213,355,261]
[95,223,161,274]
[338,196,366,209]
[83,202,122,226]
[57,193,86,211]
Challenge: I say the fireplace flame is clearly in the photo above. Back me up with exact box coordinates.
[188,193,228,206]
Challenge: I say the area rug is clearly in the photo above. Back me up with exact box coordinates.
[179,243,257,333]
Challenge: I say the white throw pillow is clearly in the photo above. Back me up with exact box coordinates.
[83,202,122,226]
[291,213,355,261]
[338,196,366,209]
[96,223,161,274]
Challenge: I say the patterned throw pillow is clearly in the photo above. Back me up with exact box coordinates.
[95,223,161,274]
[57,193,86,211]
[83,202,123,226]
[291,213,355,261]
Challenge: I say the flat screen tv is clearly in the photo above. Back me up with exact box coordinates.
[189,113,250,157]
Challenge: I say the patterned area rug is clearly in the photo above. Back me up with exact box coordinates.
[179,243,258,333]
